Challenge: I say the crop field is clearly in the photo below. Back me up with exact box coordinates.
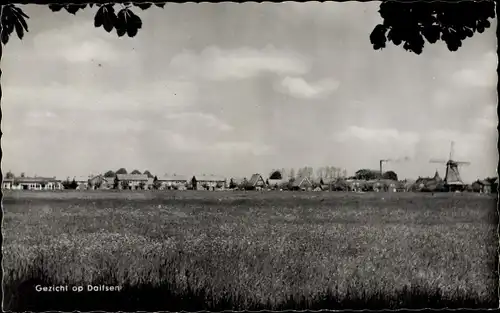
[2,190,498,311]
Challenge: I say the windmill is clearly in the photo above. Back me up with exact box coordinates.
[429,141,471,192]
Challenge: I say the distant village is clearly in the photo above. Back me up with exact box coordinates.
[2,165,498,194]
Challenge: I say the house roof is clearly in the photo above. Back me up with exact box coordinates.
[247,174,265,186]
[116,174,149,181]
[74,175,91,182]
[159,174,188,181]
[194,174,226,182]
[15,177,59,183]
[292,176,312,187]
[89,174,104,181]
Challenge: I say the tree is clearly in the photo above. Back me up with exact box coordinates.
[104,170,115,177]
[153,175,161,190]
[370,1,496,54]
[0,2,495,55]
[143,170,154,178]
[130,169,142,175]
[116,168,127,175]
[355,169,380,181]
[382,171,398,181]
[289,168,296,181]
[5,171,14,179]
[20,172,25,178]
[269,170,282,180]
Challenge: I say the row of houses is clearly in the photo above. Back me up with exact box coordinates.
[1,173,229,191]
[2,171,497,194]
[2,176,64,190]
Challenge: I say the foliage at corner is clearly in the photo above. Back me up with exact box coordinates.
[0,1,497,54]
[0,4,29,45]
[370,1,496,54]
[0,2,165,45]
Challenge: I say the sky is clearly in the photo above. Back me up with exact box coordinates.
[1,2,498,182]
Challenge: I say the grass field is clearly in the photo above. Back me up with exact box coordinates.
[2,190,498,311]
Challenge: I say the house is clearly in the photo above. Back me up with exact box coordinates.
[345,179,358,192]
[291,176,312,191]
[246,174,267,190]
[192,175,226,191]
[10,176,63,190]
[88,174,114,190]
[157,174,188,190]
[146,177,154,190]
[372,179,397,192]
[414,171,444,192]
[101,176,117,189]
[74,176,92,190]
[2,178,14,190]
[116,174,149,190]
[268,178,287,190]
[88,175,117,190]
[471,180,492,194]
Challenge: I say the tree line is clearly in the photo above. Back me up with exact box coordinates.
[268,166,398,183]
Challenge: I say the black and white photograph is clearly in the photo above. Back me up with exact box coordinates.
[1,1,498,311]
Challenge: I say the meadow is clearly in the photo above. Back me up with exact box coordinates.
[2,190,498,311]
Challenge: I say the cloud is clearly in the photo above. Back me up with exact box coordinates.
[161,131,275,156]
[3,80,198,112]
[333,126,420,145]
[32,20,138,66]
[452,51,497,88]
[276,76,340,99]
[211,141,276,156]
[164,112,233,132]
[169,45,311,81]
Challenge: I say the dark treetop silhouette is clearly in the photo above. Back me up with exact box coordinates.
[0,1,496,54]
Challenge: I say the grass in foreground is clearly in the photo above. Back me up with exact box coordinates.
[2,191,498,310]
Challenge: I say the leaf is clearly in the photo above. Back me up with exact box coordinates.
[133,3,152,10]
[11,8,29,32]
[65,4,86,15]
[94,6,105,28]
[1,20,11,45]
[422,25,440,44]
[1,6,16,43]
[11,6,29,19]
[127,25,139,38]
[101,5,117,33]
[369,24,388,49]
[129,10,142,30]
[116,26,126,37]
[48,4,64,12]
[13,18,24,39]
[115,8,128,37]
